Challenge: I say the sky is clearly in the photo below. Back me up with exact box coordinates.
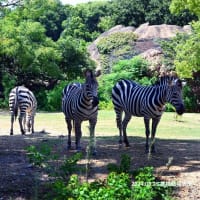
[60,0,96,5]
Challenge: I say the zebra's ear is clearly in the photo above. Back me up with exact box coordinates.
[95,70,101,77]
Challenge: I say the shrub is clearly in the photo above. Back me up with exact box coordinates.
[45,78,83,111]
[0,73,16,108]
[26,145,173,200]
[45,81,68,111]
[97,32,138,73]
[98,56,152,108]
[97,32,137,54]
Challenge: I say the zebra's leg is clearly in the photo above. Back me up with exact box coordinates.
[75,121,82,151]
[31,116,35,134]
[66,119,72,149]
[114,107,123,146]
[151,118,160,153]
[144,117,150,153]
[122,113,132,147]
[23,114,27,132]
[89,118,97,155]
[10,113,14,135]
[18,113,25,135]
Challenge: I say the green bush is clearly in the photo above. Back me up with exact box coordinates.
[25,145,173,200]
[48,155,173,200]
[98,56,152,109]
[45,81,68,111]
[182,85,197,112]
[107,154,131,174]
[97,32,138,73]
[0,73,16,108]
[45,78,83,111]
[97,32,137,54]
[26,144,52,167]
[132,167,157,200]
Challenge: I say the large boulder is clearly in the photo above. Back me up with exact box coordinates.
[87,23,192,72]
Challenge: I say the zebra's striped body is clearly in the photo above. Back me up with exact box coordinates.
[62,69,101,153]
[9,86,37,135]
[112,77,184,152]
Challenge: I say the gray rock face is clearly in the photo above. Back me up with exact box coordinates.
[87,23,191,72]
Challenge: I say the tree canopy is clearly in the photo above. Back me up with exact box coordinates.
[0,0,199,111]
[169,0,200,78]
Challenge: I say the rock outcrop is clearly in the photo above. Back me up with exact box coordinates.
[87,23,192,72]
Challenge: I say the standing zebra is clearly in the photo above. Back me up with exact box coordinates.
[9,86,37,135]
[112,76,185,153]
[62,69,101,154]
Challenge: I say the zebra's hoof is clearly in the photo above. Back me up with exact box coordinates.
[76,147,82,152]
[67,146,72,150]
[151,148,156,153]
[92,150,97,156]
[145,149,149,154]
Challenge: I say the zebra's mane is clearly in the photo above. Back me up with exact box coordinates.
[154,75,177,86]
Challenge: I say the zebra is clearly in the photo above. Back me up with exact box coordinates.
[112,76,185,153]
[62,69,101,154]
[9,86,37,135]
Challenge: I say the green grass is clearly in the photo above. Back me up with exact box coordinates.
[98,110,200,140]
[0,110,199,140]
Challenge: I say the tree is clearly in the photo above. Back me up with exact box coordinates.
[97,16,115,32]
[0,19,62,86]
[62,16,91,41]
[56,36,95,80]
[170,0,200,18]
[16,0,71,41]
[145,0,197,25]
[109,0,146,27]
[0,0,93,108]
[174,21,200,78]
[169,0,200,78]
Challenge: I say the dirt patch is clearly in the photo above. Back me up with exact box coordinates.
[0,132,199,200]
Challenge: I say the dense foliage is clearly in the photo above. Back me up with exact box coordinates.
[0,0,199,112]
[97,32,138,73]
[26,145,173,200]
[98,56,154,109]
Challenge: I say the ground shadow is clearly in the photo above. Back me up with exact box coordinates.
[0,133,199,199]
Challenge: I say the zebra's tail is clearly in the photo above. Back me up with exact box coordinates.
[14,87,19,121]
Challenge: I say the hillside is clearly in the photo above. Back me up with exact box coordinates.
[88,23,192,73]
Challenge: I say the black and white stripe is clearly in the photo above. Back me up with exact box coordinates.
[62,69,101,153]
[9,86,37,135]
[112,76,185,152]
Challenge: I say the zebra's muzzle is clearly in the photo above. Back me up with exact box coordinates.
[92,96,99,108]
[176,104,185,115]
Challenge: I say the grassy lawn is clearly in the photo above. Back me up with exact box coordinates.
[0,110,199,140]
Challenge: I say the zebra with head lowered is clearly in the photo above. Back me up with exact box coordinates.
[9,86,37,135]
[112,75,185,153]
[62,69,101,154]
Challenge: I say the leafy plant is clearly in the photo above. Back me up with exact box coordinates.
[107,154,131,174]
[98,56,152,109]
[46,154,173,200]
[132,167,173,200]
[59,152,83,179]
[26,144,52,167]
[26,145,174,200]
[97,32,137,54]
[97,32,137,73]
